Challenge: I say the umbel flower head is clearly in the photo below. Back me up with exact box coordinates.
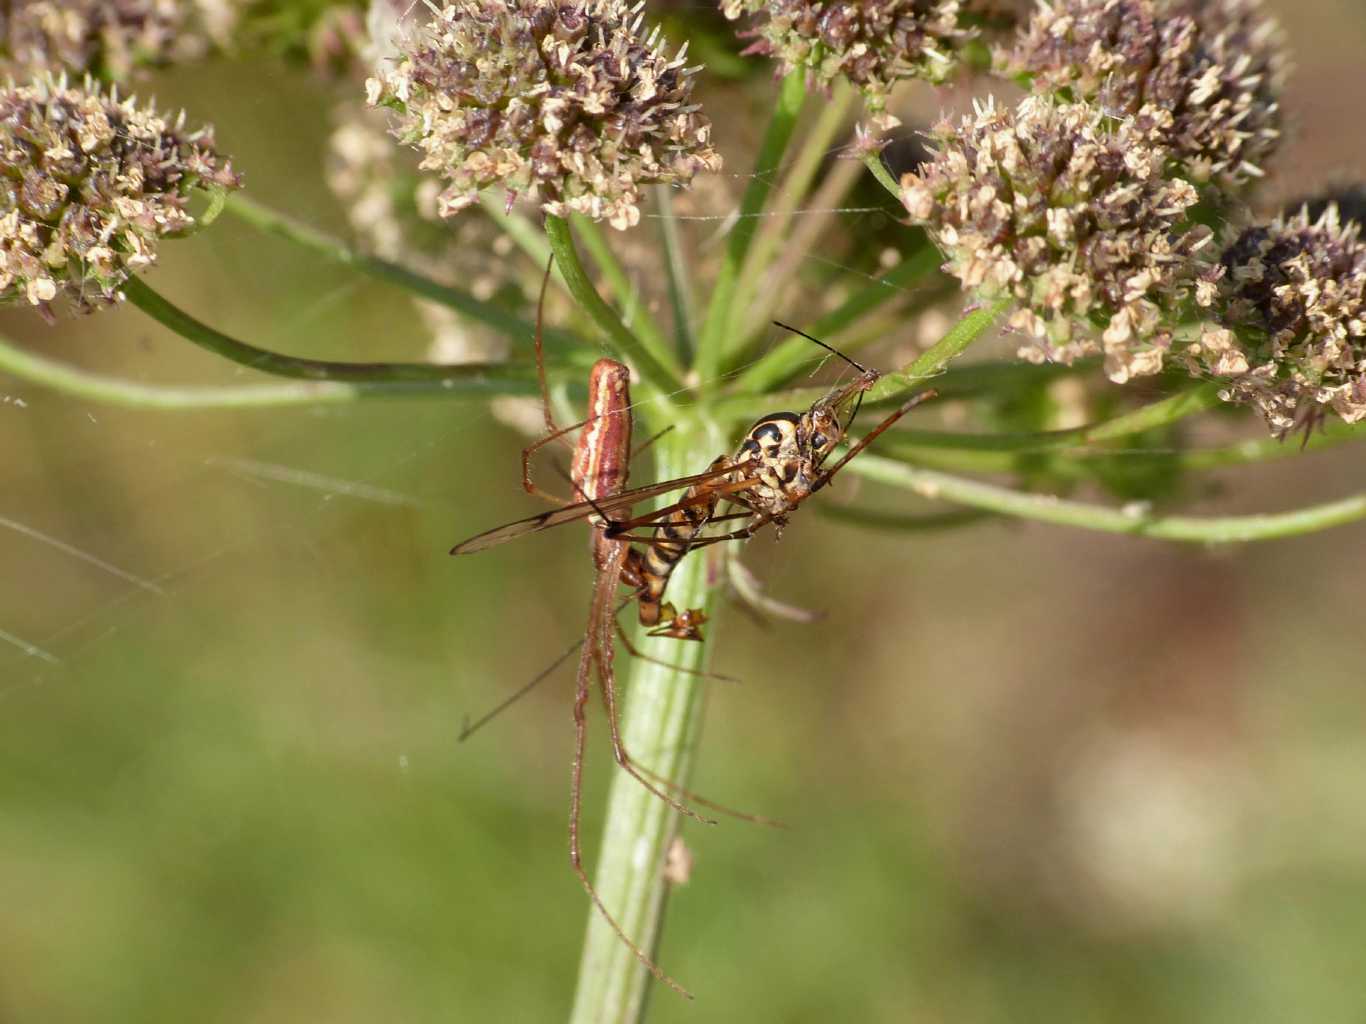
[901,95,1212,382]
[0,0,237,80]
[1195,205,1366,432]
[0,73,241,315]
[722,0,968,131]
[1001,0,1288,191]
[368,0,720,230]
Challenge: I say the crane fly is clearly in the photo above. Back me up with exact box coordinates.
[451,323,937,586]
[510,353,776,999]
[457,260,747,997]
[451,308,934,997]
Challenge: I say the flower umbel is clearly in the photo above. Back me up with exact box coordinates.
[368,0,720,230]
[1002,0,1287,191]
[0,0,237,80]
[723,0,968,131]
[0,73,241,314]
[1199,205,1366,431]
[901,95,1212,382]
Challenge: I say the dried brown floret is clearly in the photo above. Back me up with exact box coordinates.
[367,0,720,231]
[1001,0,1287,191]
[722,0,969,131]
[901,95,1212,382]
[1199,206,1366,431]
[0,73,241,315]
[0,0,239,80]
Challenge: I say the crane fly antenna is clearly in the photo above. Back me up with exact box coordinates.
[771,320,870,374]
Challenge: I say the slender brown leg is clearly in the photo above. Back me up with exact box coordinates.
[630,424,675,461]
[569,547,691,999]
[615,622,737,682]
[601,475,762,537]
[598,642,786,827]
[596,633,719,826]
[521,414,592,504]
[811,389,937,492]
[597,582,784,828]
[533,255,557,438]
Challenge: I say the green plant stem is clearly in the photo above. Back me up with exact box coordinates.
[734,240,944,393]
[848,453,1366,542]
[695,70,808,388]
[654,185,696,361]
[708,298,1008,425]
[1163,420,1366,469]
[929,359,1092,399]
[0,331,522,408]
[819,505,996,531]
[223,193,573,349]
[122,276,548,388]
[729,80,858,340]
[570,213,671,362]
[862,151,902,200]
[889,414,1366,475]
[730,155,870,353]
[886,381,1223,457]
[569,422,723,1024]
[866,295,1014,404]
[543,214,682,403]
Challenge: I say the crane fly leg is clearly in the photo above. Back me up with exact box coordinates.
[602,476,762,537]
[573,541,694,997]
[521,414,591,504]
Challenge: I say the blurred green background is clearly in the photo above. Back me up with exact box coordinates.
[4,2,1366,1021]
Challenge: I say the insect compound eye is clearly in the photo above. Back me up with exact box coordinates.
[810,432,829,451]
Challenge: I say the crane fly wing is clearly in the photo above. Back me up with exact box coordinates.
[449,459,747,555]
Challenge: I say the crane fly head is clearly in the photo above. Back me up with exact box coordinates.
[800,368,880,474]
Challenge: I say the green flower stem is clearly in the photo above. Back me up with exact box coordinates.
[915,415,1366,474]
[695,70,809,388]
[734,240,944,393]
[0,330,536,408]
[884,381,1223,457]
[730,156,870,355]
[1168,420,1366,468]
[222,193,574,349]
[848,453,1366,542]
[543,214,682,404]
[818,505,996,532]
[570,213,673,366]
[569,421,723,1024]
[654,184,696,361]
[729,80,858,341]
[865,295,1014,404]
[862,151,902,201]
[709,296,1008,425]
[123,276,545,386]
[886,419,1366,476]
[712,357,1079,423]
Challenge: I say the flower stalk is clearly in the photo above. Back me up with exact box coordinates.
[569,419,724,1024]
[121,276,543,389]
[543,214,683,401]
[695,70,808,385]
[222,194,573,349]
[848,455,1366,542]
